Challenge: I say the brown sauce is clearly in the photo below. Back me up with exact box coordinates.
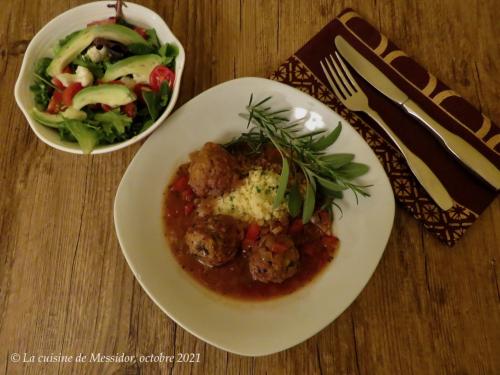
[162,146,339,300]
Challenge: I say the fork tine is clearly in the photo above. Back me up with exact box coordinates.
[328,54,356,94]
[320,60,345,100]
[334,51,360,92]
[323,58,350,99]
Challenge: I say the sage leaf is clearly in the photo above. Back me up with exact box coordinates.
[287,184,302,217]
[319,185,343,199]
[273,157,289,208]
[337,162,369,179]
[302,180,316,223]
[320,153,354,169]
[316,176,347,191]
[311,122,342,151]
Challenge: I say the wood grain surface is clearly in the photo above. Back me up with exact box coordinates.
[0,0,499,374]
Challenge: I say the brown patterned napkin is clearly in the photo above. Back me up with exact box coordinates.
[269,8,499,246]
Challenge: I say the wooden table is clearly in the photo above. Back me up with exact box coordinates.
[1,1,498,374]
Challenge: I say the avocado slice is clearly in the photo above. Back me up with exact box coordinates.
[72,84,136,110]
[47,24,148,77]
[31,107,87,128]
[101,54,163,84]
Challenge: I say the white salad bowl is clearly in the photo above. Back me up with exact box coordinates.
[114,77,395,356]
[14,1,185,154]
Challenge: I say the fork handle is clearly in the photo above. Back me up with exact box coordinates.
[364,108,454,210]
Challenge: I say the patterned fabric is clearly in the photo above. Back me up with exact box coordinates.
[270,55,480,246]
[337,10,500,153]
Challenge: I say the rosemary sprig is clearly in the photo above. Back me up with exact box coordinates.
[228,94,371,223]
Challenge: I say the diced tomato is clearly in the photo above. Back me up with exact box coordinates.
[271,241,289,254]
[321,235,339,252]
[245,223,261,241]
[184,203,195,216]
[47,91,63,114]
[101,104,112,112]
[134,26,148,38]
[122,102,137,118]
[181,188,195,202]
[51,78,65,90]
[288,219,304,235]
[171,175,189,192]
[62,82,83,107]
[62,66,73,74]
[149,65,175,91]
[87,17,117,27]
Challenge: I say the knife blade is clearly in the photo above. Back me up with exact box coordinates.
[335,36,500,190]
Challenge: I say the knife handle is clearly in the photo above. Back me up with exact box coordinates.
[364,108,454,210]
[403,99,500,190]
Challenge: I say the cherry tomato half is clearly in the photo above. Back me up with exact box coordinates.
[51,78,65,90]
[149,65,175,91]
[62,82,83,107]
[134,26,148,39]
[122,102,137,118]
[47,91,63,114]
[101,104,112,112]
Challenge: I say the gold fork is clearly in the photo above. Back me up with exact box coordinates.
[320,53,454,210]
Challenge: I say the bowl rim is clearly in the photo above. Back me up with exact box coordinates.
[13,0,185,155]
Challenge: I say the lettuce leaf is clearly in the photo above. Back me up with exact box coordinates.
[59,120,99,154]
[94,110,132,143]
[30,57,54,111]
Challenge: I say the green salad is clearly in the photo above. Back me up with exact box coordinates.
[30,10,179,153]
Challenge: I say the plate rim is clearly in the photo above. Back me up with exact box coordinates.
[114,76,395,356]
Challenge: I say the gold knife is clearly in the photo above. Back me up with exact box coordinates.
[335,36,500,190]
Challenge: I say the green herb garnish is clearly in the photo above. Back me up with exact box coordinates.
[227,95,371,222]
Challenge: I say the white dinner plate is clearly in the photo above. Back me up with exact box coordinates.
[114,77,395,356]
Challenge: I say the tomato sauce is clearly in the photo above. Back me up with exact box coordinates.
[163,162,339,300]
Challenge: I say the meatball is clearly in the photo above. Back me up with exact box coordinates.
[185,215,243,267]
[188,142,239,197]
[249,234,300,283]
